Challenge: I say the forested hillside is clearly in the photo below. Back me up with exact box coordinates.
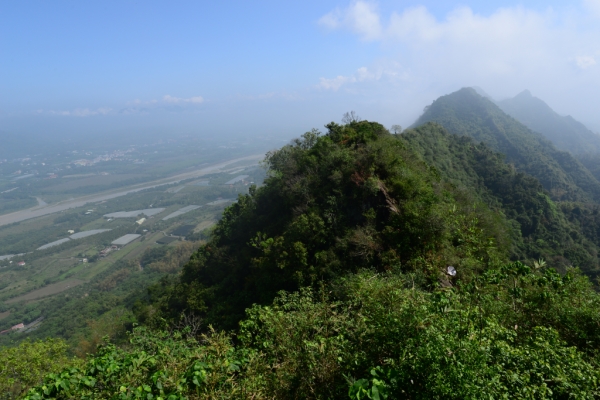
[15,119,600,399]
[497,90,600,154]
[413,88,600,203]
[401,123,600,277]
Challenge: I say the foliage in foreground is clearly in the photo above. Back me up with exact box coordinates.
[0,338,80,399]
[23,263,600,399]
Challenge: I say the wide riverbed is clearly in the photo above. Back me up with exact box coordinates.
[0,154,263,227]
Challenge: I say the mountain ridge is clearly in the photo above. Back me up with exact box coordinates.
[411,87,600,203]
[497,89,600,154]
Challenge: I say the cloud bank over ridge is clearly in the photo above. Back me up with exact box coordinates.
[316,1,600,125]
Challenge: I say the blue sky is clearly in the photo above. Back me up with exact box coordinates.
[2,1,600,139]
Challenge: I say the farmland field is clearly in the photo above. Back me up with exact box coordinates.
[0,147,268,346]
[6,279,85,303]
[40,174,146,192]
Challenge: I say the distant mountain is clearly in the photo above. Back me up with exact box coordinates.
[401,122,600,274]
[497,90,600,154]
[471,86,493,100]
[411,87,600,203]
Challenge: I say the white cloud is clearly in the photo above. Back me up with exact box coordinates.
[163,95,204,104]
[317,2,600,113]
[576,55,597,69]
[319,1,382,41]
[322,2,553,53]
[39,107,113,117]
[318,64,407,91]
[318,9,342,30]
[583,0,600,17]
[128,98,157,105]
[319,75,355,91]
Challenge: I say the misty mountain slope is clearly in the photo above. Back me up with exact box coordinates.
[412,87,600,203]
[577,153,600,184]
[497,90,600,154]
[401,122,600,275]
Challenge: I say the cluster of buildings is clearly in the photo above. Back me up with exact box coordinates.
[0,323,24,335]
[0,317,44,335]
[71,148,136,167]
[99,245,119,257]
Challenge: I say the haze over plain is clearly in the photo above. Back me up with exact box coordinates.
[2,0,600,140]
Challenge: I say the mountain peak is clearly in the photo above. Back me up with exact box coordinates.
[497,90,600,154]
[516,89,533,98]
[411,87,600,202]
[470,86,493,99]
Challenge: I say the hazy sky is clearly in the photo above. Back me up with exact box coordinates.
[2,1,600,139]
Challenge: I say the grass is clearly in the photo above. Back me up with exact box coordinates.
[125,232,164,259]
[0,197,37,215]
[79,217,114,231]
[76,238,146,280]
[195,220,216,232]
[0,214,56,240]
[5,279,85,303]
[40,174,147,192]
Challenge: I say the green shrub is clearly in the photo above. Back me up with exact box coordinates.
[0,338,79,399]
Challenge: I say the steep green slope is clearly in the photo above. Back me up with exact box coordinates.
[146,121,508,329]
[412,87,600,202]
[497,90,600,154]
[401,123,600,276]
[576,153,600,183]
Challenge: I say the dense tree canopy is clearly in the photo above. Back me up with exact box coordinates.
[402,123,600,277]
[145,121,509,329]
[413,88,600,203]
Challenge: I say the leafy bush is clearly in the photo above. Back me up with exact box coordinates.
[0,338,79,399]
[24,264,600,399]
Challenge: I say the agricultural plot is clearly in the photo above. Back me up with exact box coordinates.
[105,208,165,218]
[70,229,111,239]
[206,199,235,206]
[195,220,216,232]
[40,174,146,193]
[162,205,201,220]
[171,225,195,236]
[0,162,267,339]
[37,238,71,250]
[6,279,85,303]
[156,236,179,245]
[224,175,249,185]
